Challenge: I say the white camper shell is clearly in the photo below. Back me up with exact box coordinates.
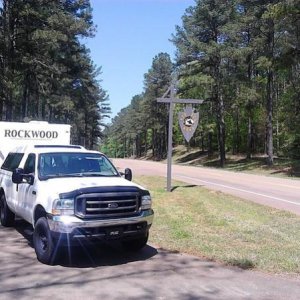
[0,121,71,165]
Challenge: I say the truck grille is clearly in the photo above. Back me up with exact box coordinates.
[75,191,140,219]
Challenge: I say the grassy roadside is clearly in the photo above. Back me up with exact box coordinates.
[135,175,300,275]
[171,146,300,179]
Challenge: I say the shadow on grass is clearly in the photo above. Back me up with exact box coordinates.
[171,185,198,192]
[204,157,264,171]
[176,150,208,164]
[175,150,300,178]
[287,160,300,177]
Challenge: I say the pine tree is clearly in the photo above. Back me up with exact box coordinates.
[143,53,173,160]
[172,0,238,167]
[0,0,110,148]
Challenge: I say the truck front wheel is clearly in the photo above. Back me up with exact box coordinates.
[122,232,149,252]
[0,193,15,227]
[33,217,58,265]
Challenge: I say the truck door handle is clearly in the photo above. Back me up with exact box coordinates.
[32,191,36,195]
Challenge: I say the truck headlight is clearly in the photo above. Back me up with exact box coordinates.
[52,198,74,216]
[141,195,152,210]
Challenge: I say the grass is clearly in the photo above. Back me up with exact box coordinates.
[135,175,300,275]
[171,145,300,179]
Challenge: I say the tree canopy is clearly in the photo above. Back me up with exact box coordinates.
[102,0,300,165]
[0,0,110,148]
[3,0,298,160]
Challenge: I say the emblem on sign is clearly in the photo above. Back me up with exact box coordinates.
[178,105,199,142]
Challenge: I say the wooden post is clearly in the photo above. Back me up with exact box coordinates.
[157,86,203,192]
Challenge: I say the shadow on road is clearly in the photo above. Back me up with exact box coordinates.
[14,219,158,268]
[57,243,158,268]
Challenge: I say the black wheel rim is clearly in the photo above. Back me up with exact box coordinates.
[38,230,48,252]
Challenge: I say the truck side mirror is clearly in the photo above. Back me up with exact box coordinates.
[12,168,24,184]
[124,168,132,181]
[24,174,35,185]
[12,168,35,185]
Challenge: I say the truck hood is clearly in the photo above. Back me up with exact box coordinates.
[38,176,146,195]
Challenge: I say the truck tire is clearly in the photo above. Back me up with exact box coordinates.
[122,232,149,252]
[33,217,58,265]
[0,193,15,227]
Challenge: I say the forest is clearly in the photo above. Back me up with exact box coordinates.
[101,0,300,167]
[0,0,110,149]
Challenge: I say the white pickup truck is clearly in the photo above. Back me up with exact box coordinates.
[0,122,154,264]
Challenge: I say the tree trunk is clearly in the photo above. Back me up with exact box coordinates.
[0,100,3,121]
[5,94,13,121]
[3,0,14,121]
[135,135,138,157]
[200,132,204,152]
[266,70,274,165]
[144,130,148,156]
[217,94,226,167]
[232,108,240,155]
[151,129,155,157]
[208,132,213,157]
[265,17,275,166]
[22,75,29,119]
[37,90,42,120]
[247,117,252,159]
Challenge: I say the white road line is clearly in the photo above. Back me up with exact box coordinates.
[175,174,300,207]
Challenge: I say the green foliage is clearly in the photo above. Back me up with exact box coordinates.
[101,0,299,161]
[0,0,110,148]
[102,53,173,159]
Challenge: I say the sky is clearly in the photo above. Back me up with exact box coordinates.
[84,0,195,122]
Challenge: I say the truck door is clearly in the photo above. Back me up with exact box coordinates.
[16,153,37,223]
[1,152,24,212]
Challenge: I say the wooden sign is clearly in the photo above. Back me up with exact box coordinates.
[178,105,199,142]
[157,83,203,192]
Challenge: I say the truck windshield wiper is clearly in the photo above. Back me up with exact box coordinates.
[47,173,111,177]
[84,173,119,177]
[42,173,84,179]
[41,172,118,180]
[83,173,106,177]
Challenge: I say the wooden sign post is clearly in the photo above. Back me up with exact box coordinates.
[157,84,203,192]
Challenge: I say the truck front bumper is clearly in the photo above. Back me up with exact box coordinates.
[47,210,154,243]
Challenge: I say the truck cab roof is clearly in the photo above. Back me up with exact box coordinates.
[10,144,103,155]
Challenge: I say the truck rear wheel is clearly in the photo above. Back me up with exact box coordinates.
[0,193,15,227]
[122,232,149,252]
[33,217,58,265]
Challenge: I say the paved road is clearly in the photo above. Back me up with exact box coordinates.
[1,220,300,300]
[114,159,300,215]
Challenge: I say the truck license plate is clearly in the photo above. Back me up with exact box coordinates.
[107,228,122,239]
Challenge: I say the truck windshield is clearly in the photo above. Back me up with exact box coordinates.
[38,152,119,180]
